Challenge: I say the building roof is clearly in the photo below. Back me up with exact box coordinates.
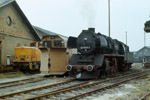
[0,0,41,41]
[137,46,150,53]
[136,46,150,57]
[146,46,150,49]
[33,26,68,40]
[33,26,58,36]
[0,0,14,7]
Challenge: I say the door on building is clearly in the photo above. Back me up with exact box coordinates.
[7,55,11,65]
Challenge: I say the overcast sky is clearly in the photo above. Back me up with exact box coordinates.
[16,0,150,51]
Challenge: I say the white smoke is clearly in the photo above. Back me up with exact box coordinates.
[80,0,99,27]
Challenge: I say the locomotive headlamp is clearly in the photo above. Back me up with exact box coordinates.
[87,65,93,71]
[84,38,88,41]
[66,65,72,71]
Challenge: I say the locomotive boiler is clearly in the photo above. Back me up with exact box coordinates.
[66,28,132,79]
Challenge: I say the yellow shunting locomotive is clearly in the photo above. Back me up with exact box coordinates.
[14,46,41,72]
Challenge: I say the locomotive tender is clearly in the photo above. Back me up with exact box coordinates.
[66,28,132,79]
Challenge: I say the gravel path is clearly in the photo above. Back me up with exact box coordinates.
[0,73,44,83]
[0,76,72,94]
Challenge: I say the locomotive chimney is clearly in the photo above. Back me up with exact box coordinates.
[88,28,95,33]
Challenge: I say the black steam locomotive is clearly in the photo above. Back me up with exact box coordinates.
[66,28,132,79]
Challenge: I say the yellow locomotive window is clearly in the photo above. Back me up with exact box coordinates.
[20,56,25,57]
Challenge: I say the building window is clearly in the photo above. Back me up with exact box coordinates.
[43,41,52,48]
[6,16,11,26]
[54,41,62,47]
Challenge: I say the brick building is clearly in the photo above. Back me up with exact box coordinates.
[0,0,40,66]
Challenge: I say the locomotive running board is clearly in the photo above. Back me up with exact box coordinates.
[104,54,124,57]
[41,71,65,75]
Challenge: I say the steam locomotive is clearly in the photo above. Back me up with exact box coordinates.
[66,28,132,79]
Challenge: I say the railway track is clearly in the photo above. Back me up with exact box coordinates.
[0,69,148,100]
[9,70,146,100]
[23,70,150,100]
[64,73,150,100]
[0,79,76,99]
[0,76,45,89]
[0,72,126,99]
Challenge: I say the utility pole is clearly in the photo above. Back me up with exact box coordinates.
[108,0,110,37]
[144,31,146,46]
[126,31,127,45]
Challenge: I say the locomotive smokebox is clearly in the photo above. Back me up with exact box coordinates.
[88,28,95,33]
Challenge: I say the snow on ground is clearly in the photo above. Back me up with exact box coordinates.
[91,63,150,100]
[92,84,136,100]
[0,73,45,83]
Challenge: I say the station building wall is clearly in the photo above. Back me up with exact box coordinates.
[0,3,36,66]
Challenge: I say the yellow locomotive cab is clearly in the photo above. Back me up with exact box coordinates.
[15,46,41,62]
[14,46,41,72]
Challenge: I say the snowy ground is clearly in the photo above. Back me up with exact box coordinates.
[0,73,45,83]
[90,63,150,100]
